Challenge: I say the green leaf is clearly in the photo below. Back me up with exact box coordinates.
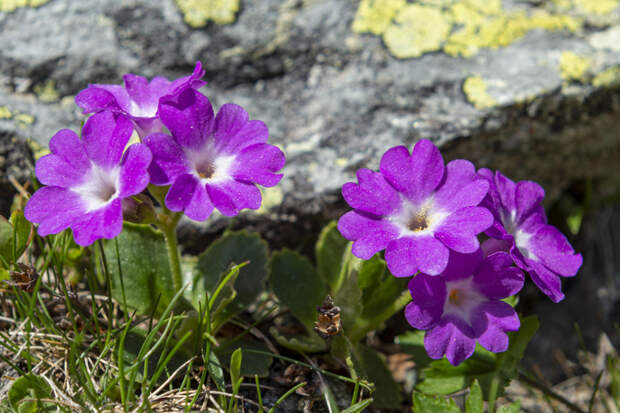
[216,340,274,377]
[465,380,483,413]
[0,211,32,269]
[230,348,243,393]
[351,344,402,409]
[396,330,434,370]
[496,401,521,413]
[415,346,497,396]
[269,326,326,353]
[194,231,268,322]
[270,249,326,330]
[103,223,175,316]
[496,315,539,380]
[10,211,32,260]
[207,350,225,391]
[8,373,54,413]
[340,399,373,413]
[412,392,460,413]
[316,221,349,292]
[357,255,408,320]
[333,270,362,333]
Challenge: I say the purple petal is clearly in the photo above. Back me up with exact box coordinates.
[337,212,399,260]
[385,236,418,277]
[82,112,133,169]
[123,73,159,116]
[412,235,450,276]
[518,207,547,232]
[379,141,444,203]
[118,143,152,197]
[213,103,249,147]
[435,206,493,253]
[72,199,123,246]
[129,118,162,140]
[217,119,269,155]
[529,226,582,277]
[342,169,401,216]
[46,129,90,172]
[207,180,262,216]
[515,181,545,224]
[472,301,519,353]
[170,61,207,93]
[166,174,214,221]
[494,171,517,212]
[481,238,511,256]
[474,252,524,299]
[425,321,476,365]
[440,249,483,281]
[434,160,488,212]
[25,187,86,236]
[231,143,285,187]
[144,132,191,185]
[405,274,446,329]
[75,86,123,114]
[159,88,214,150]
[526,258,565,302]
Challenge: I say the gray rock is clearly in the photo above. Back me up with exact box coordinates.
[2,0,620,218]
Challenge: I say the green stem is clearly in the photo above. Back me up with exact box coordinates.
[160,212,183,293]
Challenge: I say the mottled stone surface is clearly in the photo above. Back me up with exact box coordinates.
[2,0,620,216]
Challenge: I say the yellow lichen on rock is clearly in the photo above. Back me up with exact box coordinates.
[0,106,12,119]
[592,66,620,87]
[463,76,497,109]
[352,0,583,59]
[573,0,619,15]
[352,0,406,35]
[0,0,49,12]
[175,0,239,28]
[383,4,452,59]
[33,80,60,103]
[559,51,592,82]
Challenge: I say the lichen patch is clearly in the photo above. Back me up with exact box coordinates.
[0,0,49,13]
[559,51,592,82]
[463,76,497,109]
[352,0,582,59]
[383,4,452,59]
[174,0,239,28]
[592,66,620,87]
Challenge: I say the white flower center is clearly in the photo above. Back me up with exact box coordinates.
[501,208,536,261]
[71,163,120,212]
[129,99,158,118]
[443,277,487,325]
[186,140,235,184]
[390,196,448,237]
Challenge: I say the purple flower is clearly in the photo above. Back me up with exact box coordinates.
[337,140,493,277]
[144,88,285,221]
[75,62,206,138]
[24,112,152,246]
[405,248,524,365]
[478,169,582,303]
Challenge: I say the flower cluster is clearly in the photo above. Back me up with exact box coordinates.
[25,63,285,246]
[338,139,582,365]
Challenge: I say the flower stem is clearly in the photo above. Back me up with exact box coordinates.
[160,212,183,293]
